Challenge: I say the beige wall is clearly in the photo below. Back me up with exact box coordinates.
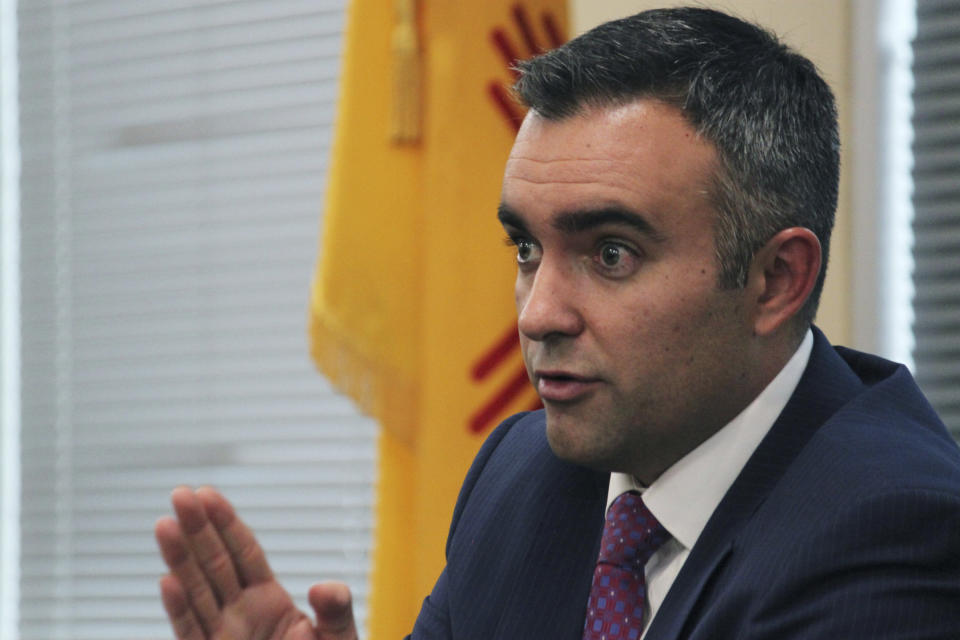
[570,1,852,345]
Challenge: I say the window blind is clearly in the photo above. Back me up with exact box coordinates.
[911,0,960,437]
[15,1,376,639]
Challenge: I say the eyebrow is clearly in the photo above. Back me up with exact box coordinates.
[497,203,529,232]
[498,203,666,242]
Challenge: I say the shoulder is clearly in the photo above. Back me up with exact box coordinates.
[727,481,960,638]
[444,411,544,549]
[449,411,548,518]
[735,344,960,632]
[792,329,960,490]
[763,338,960,539]
[713,399,960,636]
[445,410,607,553]
[809,342,960,492]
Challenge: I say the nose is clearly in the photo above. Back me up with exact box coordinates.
[516,259,584,342]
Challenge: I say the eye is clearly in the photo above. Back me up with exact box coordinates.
[600,243,624,267]
[594,241,639,277]
[512,238,542,265]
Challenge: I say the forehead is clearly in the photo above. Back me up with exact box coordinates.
[501,101,718,229]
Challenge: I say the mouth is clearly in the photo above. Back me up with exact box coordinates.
[535,370,601,403]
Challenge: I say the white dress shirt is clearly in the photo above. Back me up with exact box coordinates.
[604,330,813,638]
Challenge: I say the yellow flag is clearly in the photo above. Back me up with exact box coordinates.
[310,0,567,636]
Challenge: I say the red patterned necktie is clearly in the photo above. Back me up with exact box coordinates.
[582,492,669,640]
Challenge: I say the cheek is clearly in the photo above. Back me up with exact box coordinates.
[514,274,528,311]
[604,291,714,358]
[518,336,535,375]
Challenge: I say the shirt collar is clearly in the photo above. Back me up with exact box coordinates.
[607,329,813,550]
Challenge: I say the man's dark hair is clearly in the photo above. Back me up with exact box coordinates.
[514,7,839,332]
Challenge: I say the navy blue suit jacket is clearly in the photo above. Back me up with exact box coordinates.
[409,329,960,639]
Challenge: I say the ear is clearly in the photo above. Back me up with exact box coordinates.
[748,227,821,337]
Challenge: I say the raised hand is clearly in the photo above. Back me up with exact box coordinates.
[155,486,358,640]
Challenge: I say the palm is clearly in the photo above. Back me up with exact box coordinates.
[215,582,311,640]
[155,487,356,640]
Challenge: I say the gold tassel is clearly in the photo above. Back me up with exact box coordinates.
[391,0,421,144]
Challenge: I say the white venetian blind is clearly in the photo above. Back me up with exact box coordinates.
[15,1,377,639]
[911,0,960,437]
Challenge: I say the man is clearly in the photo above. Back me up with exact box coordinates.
[155,7,960,639]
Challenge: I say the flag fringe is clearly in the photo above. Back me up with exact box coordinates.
[309,308,419,447]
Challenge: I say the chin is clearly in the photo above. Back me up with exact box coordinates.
[544,412,615,470]
[544,408,649,477]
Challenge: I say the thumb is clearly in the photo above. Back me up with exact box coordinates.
[309,581,359,640]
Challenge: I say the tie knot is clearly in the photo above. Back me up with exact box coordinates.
[598,492,669,569]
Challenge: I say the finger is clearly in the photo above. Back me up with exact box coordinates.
[282,619,319,640]
[155,516,222,635]
[159,574,207,640]
[172,486,244,604]
[309,582,359,640]
[197,486,274,585]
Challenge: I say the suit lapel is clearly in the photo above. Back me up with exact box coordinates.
[645,328,865,640]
